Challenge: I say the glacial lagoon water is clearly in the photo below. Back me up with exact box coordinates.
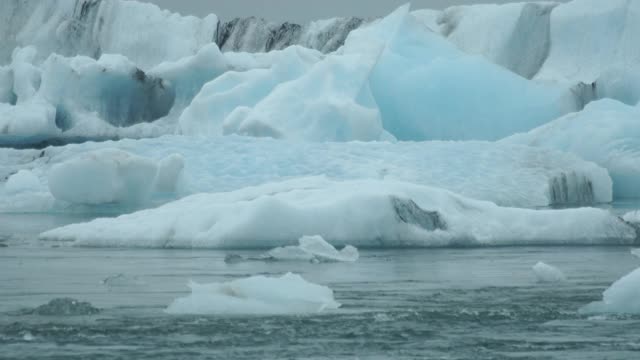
[2,210,640,359]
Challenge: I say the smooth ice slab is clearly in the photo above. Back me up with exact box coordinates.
[39,178,637,249]
[165,273,340,315]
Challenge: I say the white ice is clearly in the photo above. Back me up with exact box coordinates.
[532,262,566,283]
[165,273,340,315]
[503,99,640,199]
[263,235,359,262]
[178,5,577,142]
[581,266,640,314]
[39,178,636,249]
[1,0,218,69]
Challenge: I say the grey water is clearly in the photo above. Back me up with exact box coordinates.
[2,243,640,359]
[2,204,640,360]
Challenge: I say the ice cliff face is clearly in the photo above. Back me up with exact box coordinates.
[0,0,218,70]
[0,0,364,69]
[216,16,365,53]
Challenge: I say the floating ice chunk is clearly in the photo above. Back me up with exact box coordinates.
[263,235,359,262]
[630,248,640,259]
[299,235,359,262]
[165,273,340,315]
[47,148,182,206]
[581,267,640,314]
[4,169,41,195]
[29,298,100,316]
[532,262,566,283]
[39,178,636,249]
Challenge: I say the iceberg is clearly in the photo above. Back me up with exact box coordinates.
[532,262,566,283]
[261,235,359,262]
[165,273,340,315]
[39,178,636,249]
[180,5,581,142]
[581,266,640,315]
[503,99,640,199]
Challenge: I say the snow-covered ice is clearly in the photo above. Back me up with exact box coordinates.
[39,178,636,249]
[261,235,359,262]
[165,273,340,315]
[532,262,566,283]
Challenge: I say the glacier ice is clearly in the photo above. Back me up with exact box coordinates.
[165,273,340,315]
[262,235,359,262]
[0,0,218,70]
[216,16,365,54]
[437,2,556,79]
[535,0,640,84]
[4,2,631,144]
[180,4,583,142]
[532,262,566,283]
[39,178,636,249]
[0,136,613,213]
[503,99,640,199]
[581,266,640,315]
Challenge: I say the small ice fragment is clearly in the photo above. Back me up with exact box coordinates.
[224,254,245,264]
[166,272,340,315]
[260,235,359,263]
[532,262,566,283]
